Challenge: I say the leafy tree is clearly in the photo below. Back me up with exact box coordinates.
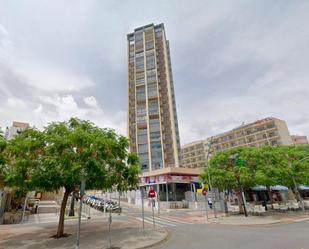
[201,147,257,213]
[3,118,139,238]
[3,128,45,194]
[275,145,309,201]
[254,146,285,203]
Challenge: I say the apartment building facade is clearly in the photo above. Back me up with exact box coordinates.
[127,24,201,205]
[127,23,181,172]
[210,117,293,152]
[181,117,293,168]
[181,140,211,169]
[5,121,30,140]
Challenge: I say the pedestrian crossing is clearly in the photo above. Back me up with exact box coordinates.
[135,216,193,228]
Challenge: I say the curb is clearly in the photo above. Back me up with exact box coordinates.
[136,228,171,249]
[207,216,309,227]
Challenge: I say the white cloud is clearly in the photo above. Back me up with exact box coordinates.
[83,96,98,108]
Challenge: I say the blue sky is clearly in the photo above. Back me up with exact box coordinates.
[0,0,308,144]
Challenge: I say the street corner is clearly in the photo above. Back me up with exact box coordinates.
[0,223,169,249]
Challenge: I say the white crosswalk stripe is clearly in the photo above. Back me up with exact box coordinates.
[135,216,193,227]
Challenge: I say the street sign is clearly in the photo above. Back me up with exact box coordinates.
[202,188,208,196]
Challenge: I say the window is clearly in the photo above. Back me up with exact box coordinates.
[137,104,146,116]
[135,32,143,41]
[148,100,158,114]
[137,129,148,144]
[136,88,145,101]
[148,83,157,97]
[155,29,162,37]
[138,144,148,153]
[137,116,146,123]
[267,123,275,129]
[145,41,154,50]
[149,118,160,132]
[147,69,156,83]
[136,71,145,85]
[136,78,145,85]
[139,152,149,171]
[146,51,155,70]
[150,131,160,141]
[135,55,144,70]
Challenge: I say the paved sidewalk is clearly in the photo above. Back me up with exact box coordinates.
[204,212,309,226]
[0,218,167,249]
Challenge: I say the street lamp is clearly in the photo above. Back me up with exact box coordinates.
[229,153,248,217]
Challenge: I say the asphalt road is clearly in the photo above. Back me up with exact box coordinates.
[155,221,309,249]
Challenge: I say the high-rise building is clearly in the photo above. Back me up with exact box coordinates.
[5,121,30,140]
[291,135,308,145]
[127,23,181,172]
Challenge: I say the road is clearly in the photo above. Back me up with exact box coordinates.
[154,220,309,249]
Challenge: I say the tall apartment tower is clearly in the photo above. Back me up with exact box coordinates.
[127,23,181,172]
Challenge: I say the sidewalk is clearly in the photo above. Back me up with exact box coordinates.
[204,212,309,226]
[0,218,167,249]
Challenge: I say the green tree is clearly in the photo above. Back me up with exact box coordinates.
[201,147,257,213]
[275,145,309,201]
[3,118,139,238]
[254,146,285,203]
[3,128,45,196]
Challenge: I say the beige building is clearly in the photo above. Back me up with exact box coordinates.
[181,117,293,168]
[210,117,293,152]
[181,140,211,168]
[291,135,308,145]
[127,23,181,172]
[5,121,30,140]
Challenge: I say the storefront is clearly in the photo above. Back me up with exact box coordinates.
[139,168,201,203]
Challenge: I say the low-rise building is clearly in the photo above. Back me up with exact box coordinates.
[5,121,30,140]
[181,117,293,168]
[210,117,293,152]
[291,135,308,145]
[181,140,211,168]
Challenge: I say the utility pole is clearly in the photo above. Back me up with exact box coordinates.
[75,179,86,249]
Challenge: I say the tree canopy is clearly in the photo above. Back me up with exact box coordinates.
[2,118,140,237]
[201,145,309,191]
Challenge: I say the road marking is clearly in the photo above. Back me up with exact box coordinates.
[161,216,194,225]
[134,216,194,227]
[151,217,178,226]
[135,217,168,227]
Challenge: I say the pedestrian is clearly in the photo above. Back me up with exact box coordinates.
[207,197,213,209]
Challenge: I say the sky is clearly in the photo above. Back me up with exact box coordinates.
[0,0,309,145]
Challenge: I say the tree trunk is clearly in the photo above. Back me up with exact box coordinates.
[236,189,244,214]
[55,187,71,238]
[68,194,75,216]
[267,187,274,204]
[118,191,121,208]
